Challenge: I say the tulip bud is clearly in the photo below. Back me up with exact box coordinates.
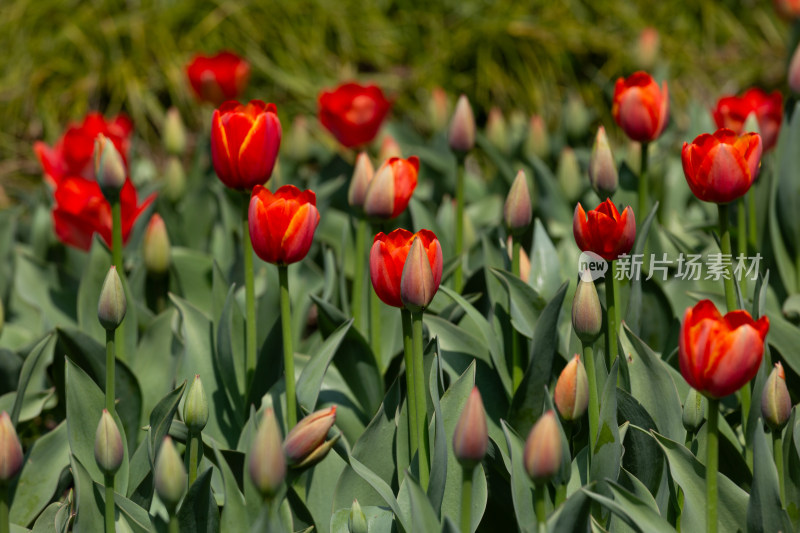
[163,157,186,203]
[452,387,489,467]
[523,411,562,484]
[98,266,126,331]
[154,437,186,511]
[143,214,171,276]
[682,388,705,433]
[506,236,531,282]
[249,408,286,496]
[349,499,368,533]
[572,276,602,344]
[0,412,23,482]
[448,95,476,153]
[554,355,589,421]
[94,134,126,202]
[588,126,618,198]
[504,170,532,235]
[762,362,792,431]
[636,27,660,69]
[362,162,395,219]
[400,237,438,312]
[286,115,311,161]
[790,42,800,94]
[525,115,549,160]
[564,94,590,141]
[163,108,187,156]
[284,406,338,469]
[379,135,402,161]
[486,107,509,154]
[184,375,209,433]
[429,87,450,131]
[348,153,375,209]
[94,409,123,475]
[557,147,583,202]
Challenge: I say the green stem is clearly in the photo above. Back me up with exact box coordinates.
[105,329,115,415]
[742,383,752,470]
[605,261,619,369]
[737,198,747,296]
[460,467,473,533]
[717,204,737,313]
[677,431,693,531]
[534,483,547,533]
[370,288,382,372]
[0,486,9,533]
[352,218,369,336]
[638,142,649,231]
[454,158,465,293]
[706,398,719,533]
[512,239,521,278]
[168,516,179,533]
[582,343,599,456]
[278,265,297,430]
[511,239,524,392]
[747,189,758,253]
[401,309,419,465]
[110,200,126,363]
[411,311,430,490]
[774,432,785,507]
[555,483,566,508]
[188,432,199,486]
[104,473,115,533]
[243,195,257,402]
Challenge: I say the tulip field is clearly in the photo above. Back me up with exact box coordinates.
[3,2,800,533]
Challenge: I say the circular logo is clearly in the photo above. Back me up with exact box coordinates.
[577,251,608,281]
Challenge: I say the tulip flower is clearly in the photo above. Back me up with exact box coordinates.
[362,156,419,220]
[790,43,800,94]
[94,409,123,476]
[143,214,171,276]
[249,408,286,498]
[452,387,488,467]
[554,355,589,422]
[762,362,792,432]
[98,266,127,332]
[318,82,391,148]
[370,229,443,309]
[284,406,338,469]
[588,126,618,198]
[93,135,126,201]
[525,115,549,160]
[155,437,186,514]
[211,100,282,191]
[347,152,375,210]
[682,388,705,433]
[379,134,402,161]
[573,199,636,262]
[523,411,562,484]
[774,0,800,18]
[681,128,762,205]
[504,170,532,236]
[612,71,669,143]
[349,499,368,533]
[0,412,23,483]
[186,51,250,106]
[636,27,660,69]
[712,89,782,152]
[249,185,320,265]
[163,108,187,156]
[448,95,476,153]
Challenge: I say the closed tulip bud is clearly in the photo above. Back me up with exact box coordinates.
[154,437,186,511]
[400,236,442,312]
[762,362,792,431]
[682,388,705,433]
[163,157,186,203]
[286,115,311,161]
[452,387,488,467]
[184,375,209,433]
[449,95,476,153]
[523,411,562,484]
[249,408,286,497]
[564,94,590,140]
[554,355,589,421]
[379,134,402,161]
[790,42,800,94]
[636,27,660,69]
[98,266,126,331]
[589,127,618,198]
[525,115,549,160]
[362,157,419,220]
[486,107,509,154]
[572,276,602,344]
[349,499,368,533]
[557,147,583,202]
[0,412,23,482]
[163,108,187,156]
[284,406,338,469]
[94,134,126,202]
[429,87,450,131]
[143,214,171,275]
[348,152,375,209]
[504,170,532,235]
[94,409,123,475]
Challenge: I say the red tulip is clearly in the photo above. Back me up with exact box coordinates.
[612,72,669,143]
[186,51,250,106]
[573,199,636,262]
[681,128,762,204]
[370,229,443,309]
[249,185,320,265]
[52,177,155,251]
[712,89,782,152]
[362,156,419,219]
[211,100,282,190]
[774,0,800,18]
[679,300,769,399]
[34,112,132,187]
[318,83,391,148]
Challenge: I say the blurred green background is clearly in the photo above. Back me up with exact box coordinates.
[0,0,791,196]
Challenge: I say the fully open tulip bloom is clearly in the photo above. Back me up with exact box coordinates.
[681,129,762,204]
[249,185,320,265]
[573,199,636,262]
[612,72,669,143]
[370,229,443,309]
[318,83,391,148]
[712,89,782,151]
[362,156,419,219]
[679,300,769,399]
[186,51,250,106]
[211,100,282,190]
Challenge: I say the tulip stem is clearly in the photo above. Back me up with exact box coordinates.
[555,483,566,508]
[188,432,199,486]
[370,288,382,372]
[105,329,115,415]
[460,467,473,533]
[411,310,430,490]
[717,204,737,313]
[278,265,297,430]
[242,196,257,403]
[512,239,521,278]
[352,217,369,337]
[706,398,719,533]
[638,142,650,231]
[582,343,599,456]
[605,262,619,369]
[110,200,127,363]
[737,198,747,295]
[774,431,785,507]
[0,487,9,533]
[168,516,179,533]
[534,483,547,533]
[104,473,115,533]
[454,157,465,293]
[401,309,419,467]
[747,189,758,254]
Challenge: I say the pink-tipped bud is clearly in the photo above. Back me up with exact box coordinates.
[589,126,618,198]
[154,437,186,511]
[790,43,800,94]
[362,161,395,218]
[429,87,450,131]
[163,108,187,156]
[379,134,402,161]
[486,107,509,154]
[98,266,126,331]
[400,236,442,312]
[94,409,123,475]
[504,170,532,234]
[636,27,660,69]
[249,408,286,497]
[143,214,171,275]
[283,406,338,469]
[448,95,476,153]
[452,387,488,467]
[525,115,549,160]
[94,134,126,201]
[554,355,589,421]
[0,412,23,482]
[348,153,375,209]
[572,276,602,344]
[762,362,792,431]
[523,411,562,484]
